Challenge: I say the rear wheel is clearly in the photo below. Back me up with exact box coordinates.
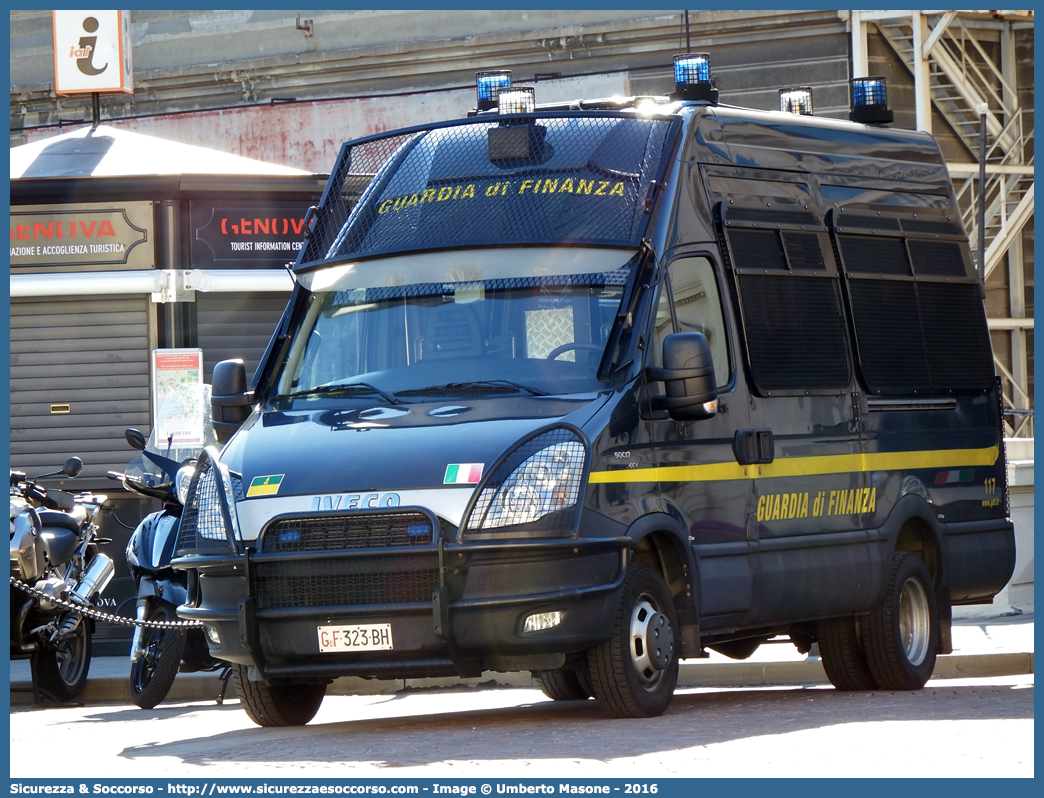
[587,564,678,718]
[817,615,878,691]
[130,601,187,709]
[863,553,939,690]
[538,668,592,701]
[35,620,92,702]
[232,664,326,727]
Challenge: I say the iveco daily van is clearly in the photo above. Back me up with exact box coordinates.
[174,59,1016,725]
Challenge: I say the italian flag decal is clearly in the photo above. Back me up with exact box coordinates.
[444,463,484,484]
[247,474,284,497]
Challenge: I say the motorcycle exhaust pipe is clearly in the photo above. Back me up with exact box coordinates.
[69,553,115,605]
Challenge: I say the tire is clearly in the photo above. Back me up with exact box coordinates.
[34,620,92,702]
[538,668,592,701]
[863,552,939,690]
[130,602,188,709]
[817,615,878,691]
[232,664,326,727]
[587,564,679,718]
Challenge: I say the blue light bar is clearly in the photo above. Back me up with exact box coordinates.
[671,53,717,103]
[674,53,711,89]
[476,70,511,111]
[852,77,887,108]
[850,76,893,124]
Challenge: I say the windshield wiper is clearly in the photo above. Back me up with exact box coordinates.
[395,380,548,397]
[279,382,403,405]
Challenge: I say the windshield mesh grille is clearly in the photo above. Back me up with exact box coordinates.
[297,113,678,267]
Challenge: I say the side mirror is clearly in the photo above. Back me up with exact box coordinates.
[62,457,83,478]
[211,359,253,443]
[124,428,147,451]
[646,332,718,421]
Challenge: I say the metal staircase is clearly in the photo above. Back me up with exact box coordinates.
[874,13,1033,276]
[856,10,1034,435]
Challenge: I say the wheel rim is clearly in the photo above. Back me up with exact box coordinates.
[628,595,675,691]
[898,576,931,666]
[56,631,88,688]
[132,630,161,692]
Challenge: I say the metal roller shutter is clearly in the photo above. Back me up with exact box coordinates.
[10,294,152,489]
[195,290,292,383]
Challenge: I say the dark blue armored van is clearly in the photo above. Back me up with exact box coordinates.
[175,60,1015,725]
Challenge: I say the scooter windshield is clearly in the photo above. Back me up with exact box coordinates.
[125,395,219,486]
[278,247,636,401]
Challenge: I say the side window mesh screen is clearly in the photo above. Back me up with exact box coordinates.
[838,235,911,275]
[782,232,826,271]
[737,274,851,391]
[729,229,788,270]
[919,282,994,388]
[848,281,930,391]
[908,240,967,277]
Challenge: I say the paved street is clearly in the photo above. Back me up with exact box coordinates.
[9,674,1033,779]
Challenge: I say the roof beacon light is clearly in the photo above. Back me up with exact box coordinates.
[779,87,814,116]
[849,77,894,124]
[498,86,536,115]
[476,70,511,112]
[672,53,718,103]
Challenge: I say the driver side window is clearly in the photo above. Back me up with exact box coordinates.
[651,256,730,387]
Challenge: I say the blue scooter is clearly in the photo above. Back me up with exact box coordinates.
[108,428,228,709]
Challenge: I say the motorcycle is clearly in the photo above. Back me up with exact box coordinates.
[108,427,227,709]
[10,457,114,703]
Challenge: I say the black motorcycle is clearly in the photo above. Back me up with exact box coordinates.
[108,428,226,709]
[10,458,114,702]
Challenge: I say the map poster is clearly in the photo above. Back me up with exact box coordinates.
[152,348,205,447]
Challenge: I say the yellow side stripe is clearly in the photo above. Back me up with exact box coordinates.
[588,445,1000,484]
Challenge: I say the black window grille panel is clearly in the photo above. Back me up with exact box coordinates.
[901,218,963,236]
[297,114,678,267]
[253,556,440,609]
[176,454,233,553]
[260,511,435,553]
[782,232,827,271]
[736,274,851,392]
[729,229,788,270]
[838,235,911,275]
[837,215,901,232]
[908,240,968,277]
[726,206,819,226]
[847,280,930,393]
[918,282,995,389]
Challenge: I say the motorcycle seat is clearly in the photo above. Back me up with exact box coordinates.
[38,510,81,564]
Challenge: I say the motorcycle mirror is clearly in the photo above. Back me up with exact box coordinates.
[124,429,148,451]
[62,457,83,478]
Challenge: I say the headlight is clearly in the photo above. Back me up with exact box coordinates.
[465,429,587,533]
[175,465,195,506]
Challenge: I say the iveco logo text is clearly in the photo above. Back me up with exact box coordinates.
[311,493,401,511]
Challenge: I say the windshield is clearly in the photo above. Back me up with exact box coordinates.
[276,248,635,401]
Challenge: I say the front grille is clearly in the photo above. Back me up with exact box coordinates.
[253,557,439,609]
[259,511,435,553]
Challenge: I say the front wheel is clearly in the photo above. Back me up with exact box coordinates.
[537,668,592,701]
[863,552,939,690]
[587,564,679,718]
[232,664,326,727]
[34,621,92,702]
[130,601,188,709]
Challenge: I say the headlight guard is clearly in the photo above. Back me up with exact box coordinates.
[460,425,590,538]
[175,447,241,554]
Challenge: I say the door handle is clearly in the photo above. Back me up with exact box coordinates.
[734,429,774,465]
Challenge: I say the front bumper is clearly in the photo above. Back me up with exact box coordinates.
[173,535,630,682]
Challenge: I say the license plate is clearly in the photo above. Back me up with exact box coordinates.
[317,623,393,653]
